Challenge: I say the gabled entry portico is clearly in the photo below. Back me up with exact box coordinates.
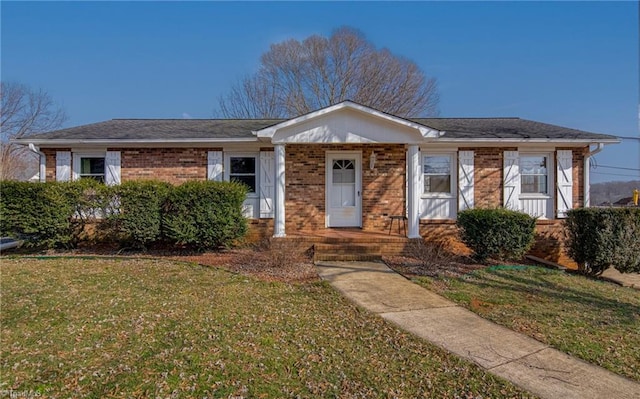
[253,101,443,238]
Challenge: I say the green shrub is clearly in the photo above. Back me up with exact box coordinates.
[565,207,640,275]
[1,181,72,248]
[117,180,171,249]
[162,180,248,250]
[0,179,113,248]
[457,208,536,262]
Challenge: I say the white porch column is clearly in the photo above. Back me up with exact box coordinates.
[407,145,421,238]
[274,144,286,237]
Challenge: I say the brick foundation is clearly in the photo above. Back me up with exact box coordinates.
[244,219,274,244]
[529,220,578,269]
[419,219,576,268]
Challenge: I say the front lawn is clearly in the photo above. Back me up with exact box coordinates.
[0,258,533,398]
[413,265,640,382]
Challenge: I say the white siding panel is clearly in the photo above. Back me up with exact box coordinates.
[274,109,420,144]
[520,198,549,219]
[242,198,259,219]
[420,198,455,220]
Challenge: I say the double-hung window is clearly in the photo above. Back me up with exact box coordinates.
[423,155,452,194]
[520,155,548,195]
[79,157,106,182]
[73,152,106,183]
[227,154,257,194]
[517,152,553,219]
[421,152,457,220]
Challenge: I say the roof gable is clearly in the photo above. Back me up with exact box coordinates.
[254,101,443,144]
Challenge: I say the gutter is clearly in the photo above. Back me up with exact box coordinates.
[28,143,46,183]
[584,143,605,207]
[15,137,259,145]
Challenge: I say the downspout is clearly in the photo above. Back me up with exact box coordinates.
[28,143,46,183]
[583,143,605,207]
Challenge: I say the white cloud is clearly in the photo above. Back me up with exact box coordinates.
[182,112,193,119]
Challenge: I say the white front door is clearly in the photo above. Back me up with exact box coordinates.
[326,152,362,227]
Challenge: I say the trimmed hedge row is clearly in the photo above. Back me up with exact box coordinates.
[163,181,248,249]
[565,207,640,275]
[0,180,248,250]
[457,208,537,262]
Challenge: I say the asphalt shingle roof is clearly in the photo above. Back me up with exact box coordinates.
[25,119,282,140]
[410,118,616,140]
[22,117,617,142]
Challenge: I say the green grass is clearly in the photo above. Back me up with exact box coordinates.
[416,265,640,382]
[1,258,533,398]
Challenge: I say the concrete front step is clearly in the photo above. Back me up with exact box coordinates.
[314,253,383,262]
[314,243,382,262]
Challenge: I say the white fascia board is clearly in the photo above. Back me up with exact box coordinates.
[418,126,444,138]
[14,137,259,147]
[432,138,620,146]
[253,100,445,139]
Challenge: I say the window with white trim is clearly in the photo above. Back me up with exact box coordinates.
[226,154,258,194]
[79,157,105,182]
[423,154,453,194]
[520,155,548,194]
[73,152,107,184]
[420,151,457,220]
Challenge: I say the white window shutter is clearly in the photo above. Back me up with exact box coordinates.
[72,154,80,181]
[503,151,520,210]
[259,151,275,218]
[105,151,121,186]
[458,151,474,211]
[208,151,223,181]
[56,151,71,182]
[556,150,573,218]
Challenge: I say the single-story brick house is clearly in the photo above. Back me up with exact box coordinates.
[17,101,618,261]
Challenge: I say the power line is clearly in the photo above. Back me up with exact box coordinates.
[591,171,640,178]
[594,164,640,172]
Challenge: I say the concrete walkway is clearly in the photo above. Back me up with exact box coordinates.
[316,261,640,399]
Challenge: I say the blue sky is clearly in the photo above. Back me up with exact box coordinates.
[2,1,638,183]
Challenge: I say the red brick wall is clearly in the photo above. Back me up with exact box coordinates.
[462,147,515,208]
[571,147,586,208]
[529,219,578,269]
[41,145,589,227]
[285,144,406,232]
[461,146,587,211]
[114,148,221,184]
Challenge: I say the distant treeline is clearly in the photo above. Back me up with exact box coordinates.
[590,180,640,206]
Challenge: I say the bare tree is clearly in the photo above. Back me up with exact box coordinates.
[217,27,439,118]
[0,82,67,180]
